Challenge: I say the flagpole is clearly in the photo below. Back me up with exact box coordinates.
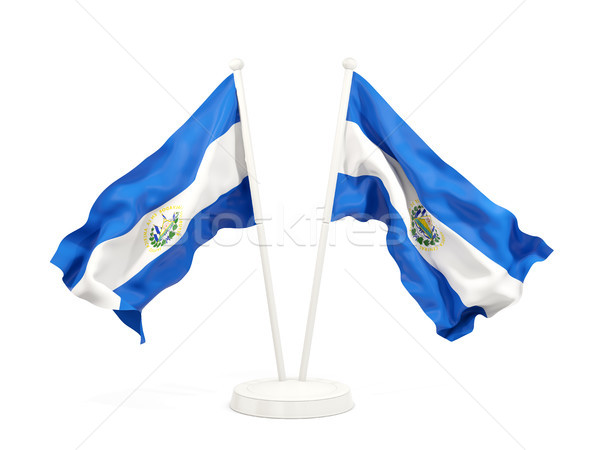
[229,58,353,417]
[229,59,286,381]
[299,58,357,381]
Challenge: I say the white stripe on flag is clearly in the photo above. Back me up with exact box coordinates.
[72,123,247,309]
[341,121,522,317]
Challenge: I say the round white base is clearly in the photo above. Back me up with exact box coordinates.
[230,378,353,419]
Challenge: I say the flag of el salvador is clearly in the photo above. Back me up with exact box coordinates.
[51,75,254,343]
[332,72,552,341]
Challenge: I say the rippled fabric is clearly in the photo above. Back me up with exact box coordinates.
[51,75,252,342]
[333,72,552,340]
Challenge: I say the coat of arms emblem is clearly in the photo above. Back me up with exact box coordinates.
[143,206,183,252]
[410,201,444,251]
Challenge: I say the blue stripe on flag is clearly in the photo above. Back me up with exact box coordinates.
[332,173,486,341]
[112,176,254,343]
[346,72,552,282]
[51,74,240,290]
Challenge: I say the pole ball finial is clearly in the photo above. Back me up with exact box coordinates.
[229,59,245,71]
[342,58,357,70]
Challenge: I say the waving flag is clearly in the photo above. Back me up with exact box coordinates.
[332,72,552,340]
[51,75,254,343]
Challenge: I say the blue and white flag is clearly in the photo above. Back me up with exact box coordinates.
[332,73,552,340]
[51,75,254,343]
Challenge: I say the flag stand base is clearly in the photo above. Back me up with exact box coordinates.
[230,378,353,419]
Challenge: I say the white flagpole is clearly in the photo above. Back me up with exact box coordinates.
[299,58,357,381]
[229,59,286,381]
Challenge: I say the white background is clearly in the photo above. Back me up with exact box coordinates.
[1,1,598,449]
